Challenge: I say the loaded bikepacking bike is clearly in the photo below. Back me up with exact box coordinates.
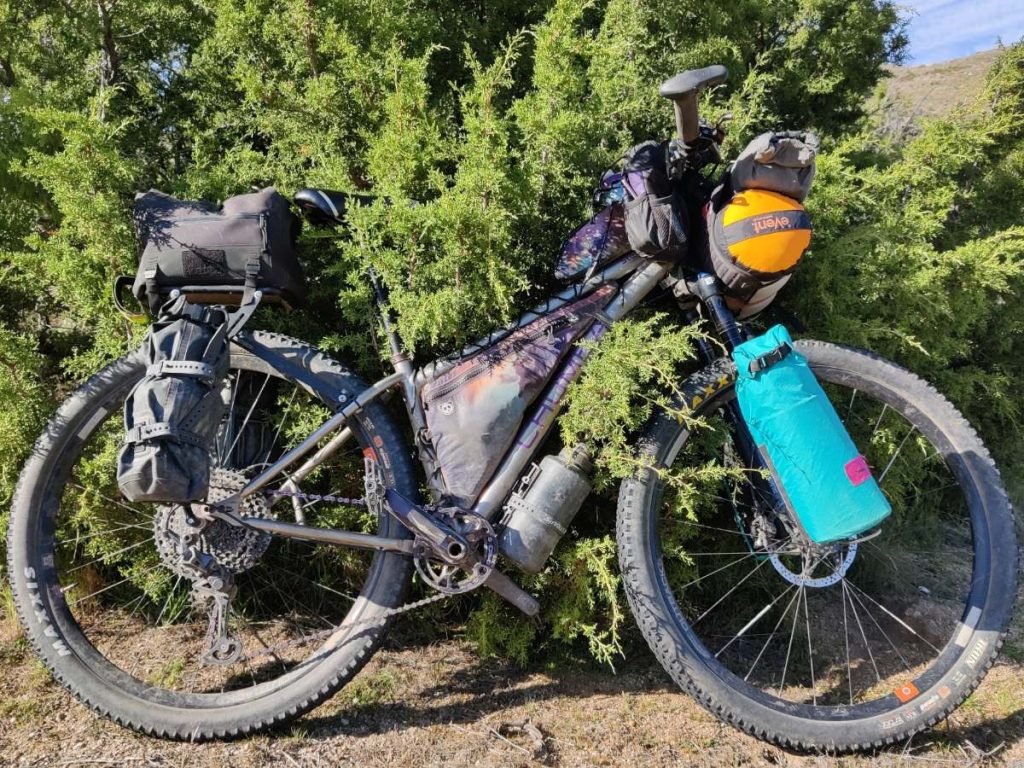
[8,66,1019,751]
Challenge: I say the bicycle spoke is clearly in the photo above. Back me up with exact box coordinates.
[675,552,758,592]
[776,586,805,697]
[66,561,166,607]
[66,535,155,574]
[843,579,882,684]
[224,372,271,461]
[846,579,941,654]
[743,585,801,679]
[693,555,771,625]
[69,483,154,520]
[261,387,299,467]
[803,582,817,705]
[842,576,854,706]
[718,583,796,659]
[63,520,152,545]
[878,425,917,485]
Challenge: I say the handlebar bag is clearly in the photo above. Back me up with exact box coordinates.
[131,187,305,313]
[731,325,891,543]
[621,141,688,261]
[421,285,615,508]
[116,296,230,502]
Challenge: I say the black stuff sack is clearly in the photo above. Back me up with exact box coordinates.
[117,296,230,502]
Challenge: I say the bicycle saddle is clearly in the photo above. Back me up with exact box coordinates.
[293,188,353,226]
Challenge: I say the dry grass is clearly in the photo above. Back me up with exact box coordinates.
[0,614,1021,768]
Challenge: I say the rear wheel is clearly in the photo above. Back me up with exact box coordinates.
[8,331,416,739]
[617,340,1018,751]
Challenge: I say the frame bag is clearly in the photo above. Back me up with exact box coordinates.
[732,325,891,543]
[621,141,688,261]
[422,285,615,507]
[116,297,230,502]
[131,187,305,313]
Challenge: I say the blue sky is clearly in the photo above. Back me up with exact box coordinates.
[904,0,1024,64]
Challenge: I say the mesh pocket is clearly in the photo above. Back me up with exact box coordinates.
[621,141,689,261]
[624,192,688,259]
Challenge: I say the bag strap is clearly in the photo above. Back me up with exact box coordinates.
[748,342,792,374]
[124,422,208,448]
[144,268,162,315]
[147,360,217,381]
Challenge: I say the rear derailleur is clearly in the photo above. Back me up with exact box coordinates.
[154,504,243,666]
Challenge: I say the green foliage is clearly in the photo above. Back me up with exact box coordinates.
[788,45,1024,488]
[5,0,1015,666]
[561,315,703,488]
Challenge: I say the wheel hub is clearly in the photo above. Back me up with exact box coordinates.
[154,468,272,577]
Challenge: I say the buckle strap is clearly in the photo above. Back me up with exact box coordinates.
[748,342,792,374]
[124,422,207,448]
[147,360,216,381]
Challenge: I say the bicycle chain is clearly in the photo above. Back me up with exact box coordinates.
[233,485,453,664]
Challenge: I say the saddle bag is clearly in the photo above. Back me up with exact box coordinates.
[422,285,616,507]
[116,297,230,502]
[621,141,688,261]
[705,131,819,318]
[731,325,891,543]
[131,187,305,313]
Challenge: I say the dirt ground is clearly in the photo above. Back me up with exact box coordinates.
[1,612,1022,768]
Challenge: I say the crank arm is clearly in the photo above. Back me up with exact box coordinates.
[384,488,469,562]
[235,516,416,555]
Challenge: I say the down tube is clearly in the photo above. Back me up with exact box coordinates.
[473,259,673,520]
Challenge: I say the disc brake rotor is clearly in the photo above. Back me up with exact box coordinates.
[768,541,858,588]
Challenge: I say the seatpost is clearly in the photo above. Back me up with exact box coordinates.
[367,267,409,367]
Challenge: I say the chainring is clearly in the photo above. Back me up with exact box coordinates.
[154,468,273,577]
[413,510,497,595]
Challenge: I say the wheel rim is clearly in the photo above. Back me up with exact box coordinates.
[654,358,983,718]
[35,352,397,702]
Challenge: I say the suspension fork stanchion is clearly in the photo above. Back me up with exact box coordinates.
[691,274,787,526]
[692,273,745,351]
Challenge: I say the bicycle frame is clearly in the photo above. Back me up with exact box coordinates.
[221,252,680,538]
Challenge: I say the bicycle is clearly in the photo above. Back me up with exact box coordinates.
[7,65,1018,751]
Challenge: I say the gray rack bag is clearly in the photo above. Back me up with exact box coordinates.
[131,187,305,313]
[728,130,819,202]
[116,296,231,502]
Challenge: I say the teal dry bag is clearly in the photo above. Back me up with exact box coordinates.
[731,325,891,543]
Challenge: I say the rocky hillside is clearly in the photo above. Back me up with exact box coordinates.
[872,48,1001,138]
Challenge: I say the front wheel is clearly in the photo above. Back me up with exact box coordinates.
[617,340,1018,751]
